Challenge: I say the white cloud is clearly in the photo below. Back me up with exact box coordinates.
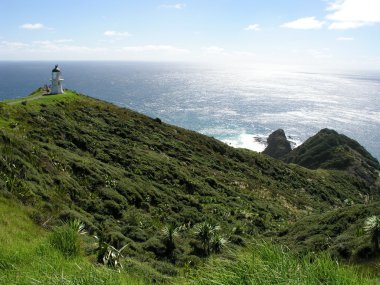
[160,3,186,9]
[244,24,260,31]
[0,39,193,60]
[0,40,103,56]
[203,46,225,55]
[104,30,131,37]
[281,17,325,29]
[203,46,255,57]
[30,40,106,53]
[232,51,256,57]
[336,36,354,40]
[327,0,380,29]
[54,39,74,43]
[32,39,75,46]
[0,39,190,60]
[308,49,332,59]
[329,21,367,29]
[20,23,45,30]
[0,41,30,49]
[122,45,188,53]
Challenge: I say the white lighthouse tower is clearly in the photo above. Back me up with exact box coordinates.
[50,64,64,94]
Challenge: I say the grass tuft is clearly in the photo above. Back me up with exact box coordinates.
[49,223,81,257]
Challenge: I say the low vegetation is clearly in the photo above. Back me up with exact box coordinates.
[279,202,380,262]
[0,89,379,283]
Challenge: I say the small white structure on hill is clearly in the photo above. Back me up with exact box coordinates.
[50,64,64,94]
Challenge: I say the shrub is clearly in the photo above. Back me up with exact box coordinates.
[162,224,179,258]
[152,260,178,276]
[229,234,245,245]
[193,222,223,256]
[105,231,128,249]
[210,234,228,253]
[58,209,96,233]
[143,237,166,258]
[104,200,123,219]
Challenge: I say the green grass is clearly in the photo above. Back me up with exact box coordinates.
[2,88,79,105]
[0,197,145,285]
[1,88,44,104]
[185,241,379,284]
[0,88,80,131]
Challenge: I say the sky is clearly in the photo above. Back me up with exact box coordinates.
[1,0,380,69]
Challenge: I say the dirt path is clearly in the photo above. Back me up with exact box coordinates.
[7,94,44,105]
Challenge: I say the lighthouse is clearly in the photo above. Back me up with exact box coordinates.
[50,64,64,94]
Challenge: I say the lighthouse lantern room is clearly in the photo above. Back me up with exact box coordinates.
[50,64,64,94]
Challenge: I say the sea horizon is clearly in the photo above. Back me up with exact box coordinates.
[1,61,379,160]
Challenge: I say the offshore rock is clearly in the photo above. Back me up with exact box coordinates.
[262,129,292,159]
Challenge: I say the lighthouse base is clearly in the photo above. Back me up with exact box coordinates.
[51,86,64,94]
[50,79,64,94]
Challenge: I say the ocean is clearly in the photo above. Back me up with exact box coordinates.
[0,61,379,160]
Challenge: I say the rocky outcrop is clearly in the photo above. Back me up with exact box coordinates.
[262,129,292,159]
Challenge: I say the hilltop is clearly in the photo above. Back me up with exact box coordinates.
[0,89,379,283]
[283,128,380,189]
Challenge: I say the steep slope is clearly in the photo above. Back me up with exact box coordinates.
[0,89,379,280]
[283,128,380,190]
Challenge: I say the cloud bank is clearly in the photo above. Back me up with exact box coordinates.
[327,0,380,29]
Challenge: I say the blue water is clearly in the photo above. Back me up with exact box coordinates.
[0,61,379,160]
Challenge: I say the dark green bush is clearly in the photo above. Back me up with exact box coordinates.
[103,200,122,218]
[152,260,178,276]
[143,237,166,258]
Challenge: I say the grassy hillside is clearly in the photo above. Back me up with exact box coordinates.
[1,89,379,282]
[2,197,376,284]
